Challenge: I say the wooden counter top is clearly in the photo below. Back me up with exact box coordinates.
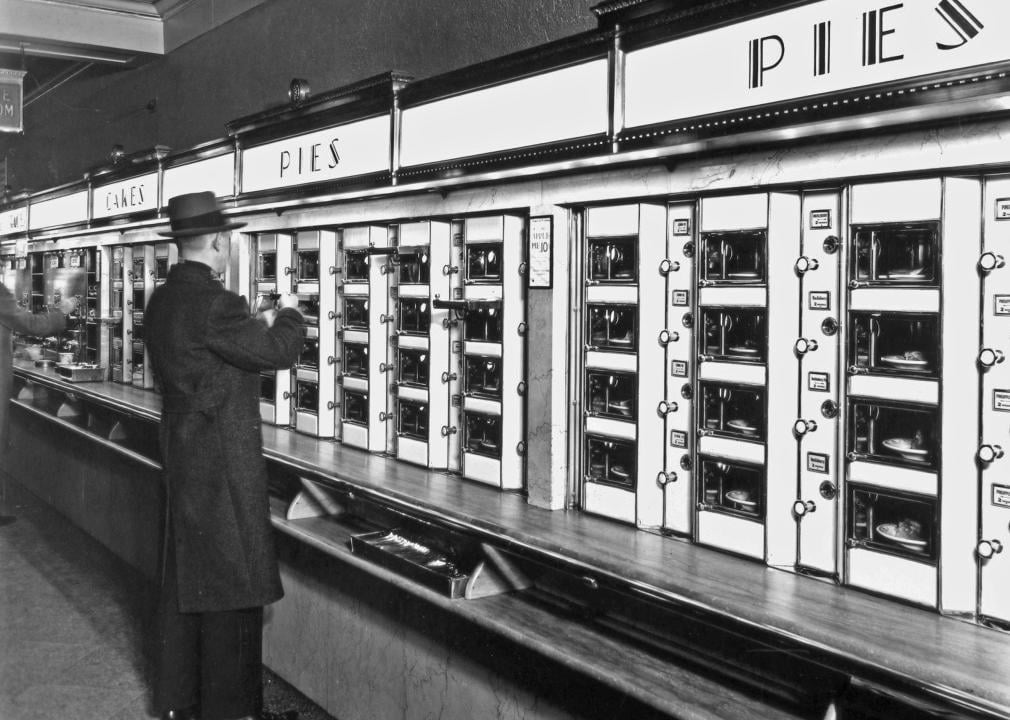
[14,362,1010,719]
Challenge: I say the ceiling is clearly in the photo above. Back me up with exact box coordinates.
[0,0,250,107]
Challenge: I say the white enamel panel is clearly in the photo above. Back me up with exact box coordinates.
[587,205,642,237]
[342,329,368,344]
[585,285,638,305]
[851,179,942,223]
[462,452,501,487]
[341,423,368,450]
[463,396,502,416]
[698,361,766,386]
[698,436,764,466]
[847,549,937,608]
[583,482,636,525]
[295,411,319,436]
[396,334,428,351]
[341,376,367,393]
[697,287,766,308]
[464,285,503,302]
[398,222,432,247]
[848,289,939,313]
[397,437,429,467]
[398,284,429,298]
[396,385,427,403]
[696,511,764,560]
[585,351,637,373]
[163,154,235,201]
[848,376,939,405]
[585,416,636,442]
[464,341,502,358]
[700,195,767,232]
[848,461,938,496]
[29,190,88,230]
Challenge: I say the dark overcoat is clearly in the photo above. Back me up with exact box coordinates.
[145,260,303,613]
[0,283,66,456]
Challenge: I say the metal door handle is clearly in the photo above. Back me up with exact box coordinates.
[656,471,677,488]
[792,500,816,518]
[793,419,817,437]
[978,539,1004,559]
[978,444,1004,464]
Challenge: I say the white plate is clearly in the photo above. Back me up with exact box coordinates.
[725,489,757,508]
[876,522,927,548]
[883,267,926,279]
[880,355,928,369]
[726,419,758,435]
[726,271,760,279]
[728,346,760,356]
[882,438,929,459]
[610,465,630,480]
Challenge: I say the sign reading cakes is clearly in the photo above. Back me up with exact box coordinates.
[624,0,1008,128]
[93,172,158,219]
[0,69,26,133]
[240,115,391,193]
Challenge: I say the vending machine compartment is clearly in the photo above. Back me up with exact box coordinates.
[586,370,636,422]
[700,230,766,284]
[587,236,636,284]
[697,457,764,520]
[397,399,429,441]
[464,303,503,343]
[587,304,636,352]
[463,411,502,459]
[397,348,429,388]
[466,241,503,283]
[297,294,320,325]
[465,355,504,400]
[343,342,369,378]
[848,399,938,471]
[298,334,320,370]
[585,435,636,490]
[396,247,430,284]
[344,249,370,282]
[342,389,369,425]
[294,378,319,416]
[259,373,276,405]
[295,246,320,283]
[847,485,937,562]
[397,297,430,335]
[700,308,766,363]
[699,382,764,441]
[849,313,938,378]
[342,297,369,329]
[851,222,939,286]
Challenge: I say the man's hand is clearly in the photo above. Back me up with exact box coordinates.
[276,293,300,311]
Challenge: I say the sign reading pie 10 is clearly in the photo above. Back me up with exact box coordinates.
[624,1,1006,129]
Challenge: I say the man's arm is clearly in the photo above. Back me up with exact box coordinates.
[205,291,303,371]
[0,289,67,337]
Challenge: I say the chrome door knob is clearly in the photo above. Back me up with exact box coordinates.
[656,471,677,488]
[378,411,392,422]
[978,444,1005,464]
[379,362,394,373]
[792,500,816,518]
[979,252,1006,272]
[793,419,818,436]
[440,371,457,383]
[979,348,1005,368]
[794,256,820,275]
[657,400,678,416]
[794,338,818,355]
[658,329,679,345]
[442,264,459,275]
[978,539,1004,559]
[440,425,457,437]
[659,259,680,275]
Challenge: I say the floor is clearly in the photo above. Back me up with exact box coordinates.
[0,478,338,720]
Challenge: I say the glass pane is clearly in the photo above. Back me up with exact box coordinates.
[397,349,429,387]
[398,401,428,440]
[296,250,320,281]
[464,413,502,458]
[850,313,939,376]
[345,250,369,281]
[398,298,430,335]
[701,231,766,283]
[398,250,430,284]
[586,436,636,489]
[587,237,636,283]
[464,305,503,342]
[465,355,503,398]
[343,390,368,423]
[587,371,636,421]
[344,343,369,377]
[849,486,936,561]
[344,298,368,328]
[852,223,938,283]
[700,382,764,440]
[849,401,938,470]
[466,243,503,282]
[701,308,766,361]
[587,304,636,351]
[295,380,319,412]
[700,459,763,519]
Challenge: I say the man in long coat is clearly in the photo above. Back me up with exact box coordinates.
[145,192,303,720]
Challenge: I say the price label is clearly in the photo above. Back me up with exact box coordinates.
[994,295,1010,316]
[807,452,829,474]
[809,210,832,229]
[993,485,1010,508]
[994,389,1010,412]
[996,198,1010,220]
[671,289,689,306]
[670,430,688,448]
[808,372,830,392]
[670,360,688,377]
[672,219,690,235]
[808,291,830,310]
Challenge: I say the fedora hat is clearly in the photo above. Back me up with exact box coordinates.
[159,191,246,237]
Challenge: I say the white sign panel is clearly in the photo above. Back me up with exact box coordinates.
[625,0,1010,128]
[29,190,88,230]
[241,115,390,194]
[529,216,553,288]
[93,171,158,219]
[163,153,235,202]
[0,207,27,236]
[400,59,609,167]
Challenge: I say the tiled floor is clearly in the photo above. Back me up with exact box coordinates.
[0,478,337,720]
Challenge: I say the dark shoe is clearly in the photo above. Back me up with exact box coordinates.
[161,709,198,720]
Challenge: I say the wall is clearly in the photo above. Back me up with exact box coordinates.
[0,0,598,192]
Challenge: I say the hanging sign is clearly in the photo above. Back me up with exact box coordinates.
[163,153,235,202]
[93,172,158,219]
[0,69,26,133]
[240,115,390,194]
[0,206,27,235]
[625,0,1010,129]
[400,60,609,167]
[29,190,88,231]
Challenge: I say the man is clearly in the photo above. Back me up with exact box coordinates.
[146,192,303,720]
[0,283,74,458]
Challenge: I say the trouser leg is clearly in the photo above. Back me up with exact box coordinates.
[154,539,200,713]
[199,606,264,720]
